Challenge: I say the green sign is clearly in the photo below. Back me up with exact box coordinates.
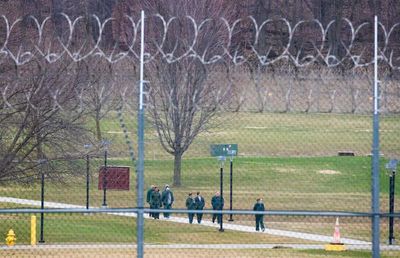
[210,144,238,157]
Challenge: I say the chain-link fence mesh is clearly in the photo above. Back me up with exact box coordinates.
[1,1,400,257]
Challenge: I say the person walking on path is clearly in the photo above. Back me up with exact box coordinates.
[150,186,162,219]
[186,192,196,224]
[253,198,265,232]
[146,185,155,217]
[161,184,174,218]
[195,192,205,224]
[211,191,224,224]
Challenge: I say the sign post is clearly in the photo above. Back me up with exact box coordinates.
[210,144,238,225]
[103,148,108,208]
[38,158,47,244]
[218,156,226,232]
[386,159,398,245]
[228,149,236,221]
[101,140,111,208]
[84,144,92,210]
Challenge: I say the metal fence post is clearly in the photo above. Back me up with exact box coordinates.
[371,15,380,258]
[137,10,145,258]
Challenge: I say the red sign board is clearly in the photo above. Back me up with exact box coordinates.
[98,166,130,190]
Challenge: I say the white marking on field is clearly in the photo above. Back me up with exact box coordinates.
[0,197,369,245]
[318,170,341,175]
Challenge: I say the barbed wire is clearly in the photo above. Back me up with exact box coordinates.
[0,14,399,67]
[0,14,399,112]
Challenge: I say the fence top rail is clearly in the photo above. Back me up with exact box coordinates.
[0,208,397,217]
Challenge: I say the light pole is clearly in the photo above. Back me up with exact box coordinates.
[102,140,110,208]
[386,159,398,245]
[210,144,238,228]
[38,158,47,244]
[228,150,236,222]
[84,144,92,210]
[218,156,226,232]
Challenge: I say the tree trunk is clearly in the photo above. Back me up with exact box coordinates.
[95,117,102,141]
[173,152,182,187]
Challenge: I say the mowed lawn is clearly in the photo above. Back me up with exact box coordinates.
[3,248,400,258]
[2,248,400,258]
[0,112,399,249]
[1,156,400,244]
[1,156,398,212]
[0,204,314,246]
[43,111,399,211]
[98,111,400,158]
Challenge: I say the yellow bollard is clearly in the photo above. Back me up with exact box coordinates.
[5,229,16,247]
[31,215,36,246]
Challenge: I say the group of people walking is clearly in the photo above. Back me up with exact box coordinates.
[146,185,224,224]
[185,192,205,224]
[146,184,174,219]
[146,184,265,231]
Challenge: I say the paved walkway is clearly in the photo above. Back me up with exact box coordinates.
[0,197,370,246]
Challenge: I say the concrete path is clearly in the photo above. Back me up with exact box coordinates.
[0,197,370,246]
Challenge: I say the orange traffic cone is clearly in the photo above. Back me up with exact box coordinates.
[325,217,346,251]
[332,217,341,244]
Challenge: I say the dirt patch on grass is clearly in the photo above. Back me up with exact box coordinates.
[317,170,341,175]
[275,168,301,173]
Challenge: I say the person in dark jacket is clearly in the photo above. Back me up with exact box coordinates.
[185,192,196,224]
[146,185,155,217]
[253,198,265,232]
[161,185,174,218]
[211,191,224,224]
[194,192,205,224]
[150,187,162,219]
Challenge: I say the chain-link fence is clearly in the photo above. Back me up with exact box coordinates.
[1,2,400,257]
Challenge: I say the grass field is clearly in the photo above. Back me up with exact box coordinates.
[98,112,400,158]
[1,156,398,212]
[0,210,312,245]
[1,155,400,246]
[1,112,399,256]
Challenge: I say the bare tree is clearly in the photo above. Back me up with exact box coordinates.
[0,57,89,183]
[317,69,338,113]
[274,64,295,113]
[77,58,120,141]
[248,64,269,113]
[0,7,92,183]
[143,0,231,186]
[147,60,230,186]
[226,65,246,112]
